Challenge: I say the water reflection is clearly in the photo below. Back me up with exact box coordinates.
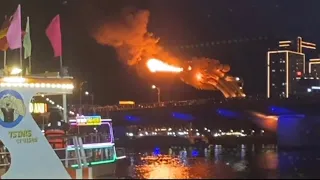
[123,144,320,179]
[136,155,190,179]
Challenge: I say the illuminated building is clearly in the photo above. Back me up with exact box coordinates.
[267,36,318,98]
[267,50,305,98]
[278,36,316,53]
[308,58,320,77]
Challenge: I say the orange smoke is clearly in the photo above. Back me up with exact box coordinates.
[92,8,180,66]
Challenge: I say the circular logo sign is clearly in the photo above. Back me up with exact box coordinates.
[0,90,26,128]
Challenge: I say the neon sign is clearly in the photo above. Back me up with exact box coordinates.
[76,116,102,126]
[29,103,48,114]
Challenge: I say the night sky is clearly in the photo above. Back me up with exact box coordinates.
[1,0,320,105]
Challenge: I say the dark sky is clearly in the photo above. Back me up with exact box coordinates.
[1,0,320,105]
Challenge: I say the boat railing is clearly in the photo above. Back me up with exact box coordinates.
[115,147,126,159]
[67,133,112,145]
[48,134,119,169]
[47,135,90,168]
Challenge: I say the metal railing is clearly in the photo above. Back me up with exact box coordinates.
[70,96,268,114]
[0,133,123,173]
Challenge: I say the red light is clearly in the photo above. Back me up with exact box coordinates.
[297,71,302,76]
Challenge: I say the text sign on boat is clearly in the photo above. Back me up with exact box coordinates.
[76,116,102,126]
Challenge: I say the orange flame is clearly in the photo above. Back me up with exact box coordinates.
[195,73,203,81]
[146,59,183,73]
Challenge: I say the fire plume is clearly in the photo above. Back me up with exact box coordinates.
[145,57,245,98]
[146,59,183,73]
[92,8,245,98]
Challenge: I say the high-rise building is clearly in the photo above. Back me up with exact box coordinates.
[309,58,320,77]
[267,50,305,98]
[278,36,316,53]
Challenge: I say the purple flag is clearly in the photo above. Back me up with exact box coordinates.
[46,15,62,57]
[7,4,21,50]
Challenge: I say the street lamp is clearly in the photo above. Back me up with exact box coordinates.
[85,91,94,106]
[152,85,161,104]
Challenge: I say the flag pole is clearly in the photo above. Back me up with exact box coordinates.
[60,55,62,72]
[28,56,31,73]
[19,6,22,75]
[19,45,22,74]
[3,15,7,69]
[3,51,6,69]
[59,15,62,74]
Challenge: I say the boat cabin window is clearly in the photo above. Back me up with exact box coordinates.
[67,145,116,168]
[68,123,113,145]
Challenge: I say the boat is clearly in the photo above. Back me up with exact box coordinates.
[0,74,126,179]
[66,116,127,178]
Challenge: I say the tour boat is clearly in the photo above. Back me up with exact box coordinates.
[66,116,127,178]
[0,75,126,179]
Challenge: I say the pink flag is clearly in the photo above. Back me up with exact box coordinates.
[7,4,22,50]
[46,15,62,57]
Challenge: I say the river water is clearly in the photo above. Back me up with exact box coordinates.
[117,144,320,179]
